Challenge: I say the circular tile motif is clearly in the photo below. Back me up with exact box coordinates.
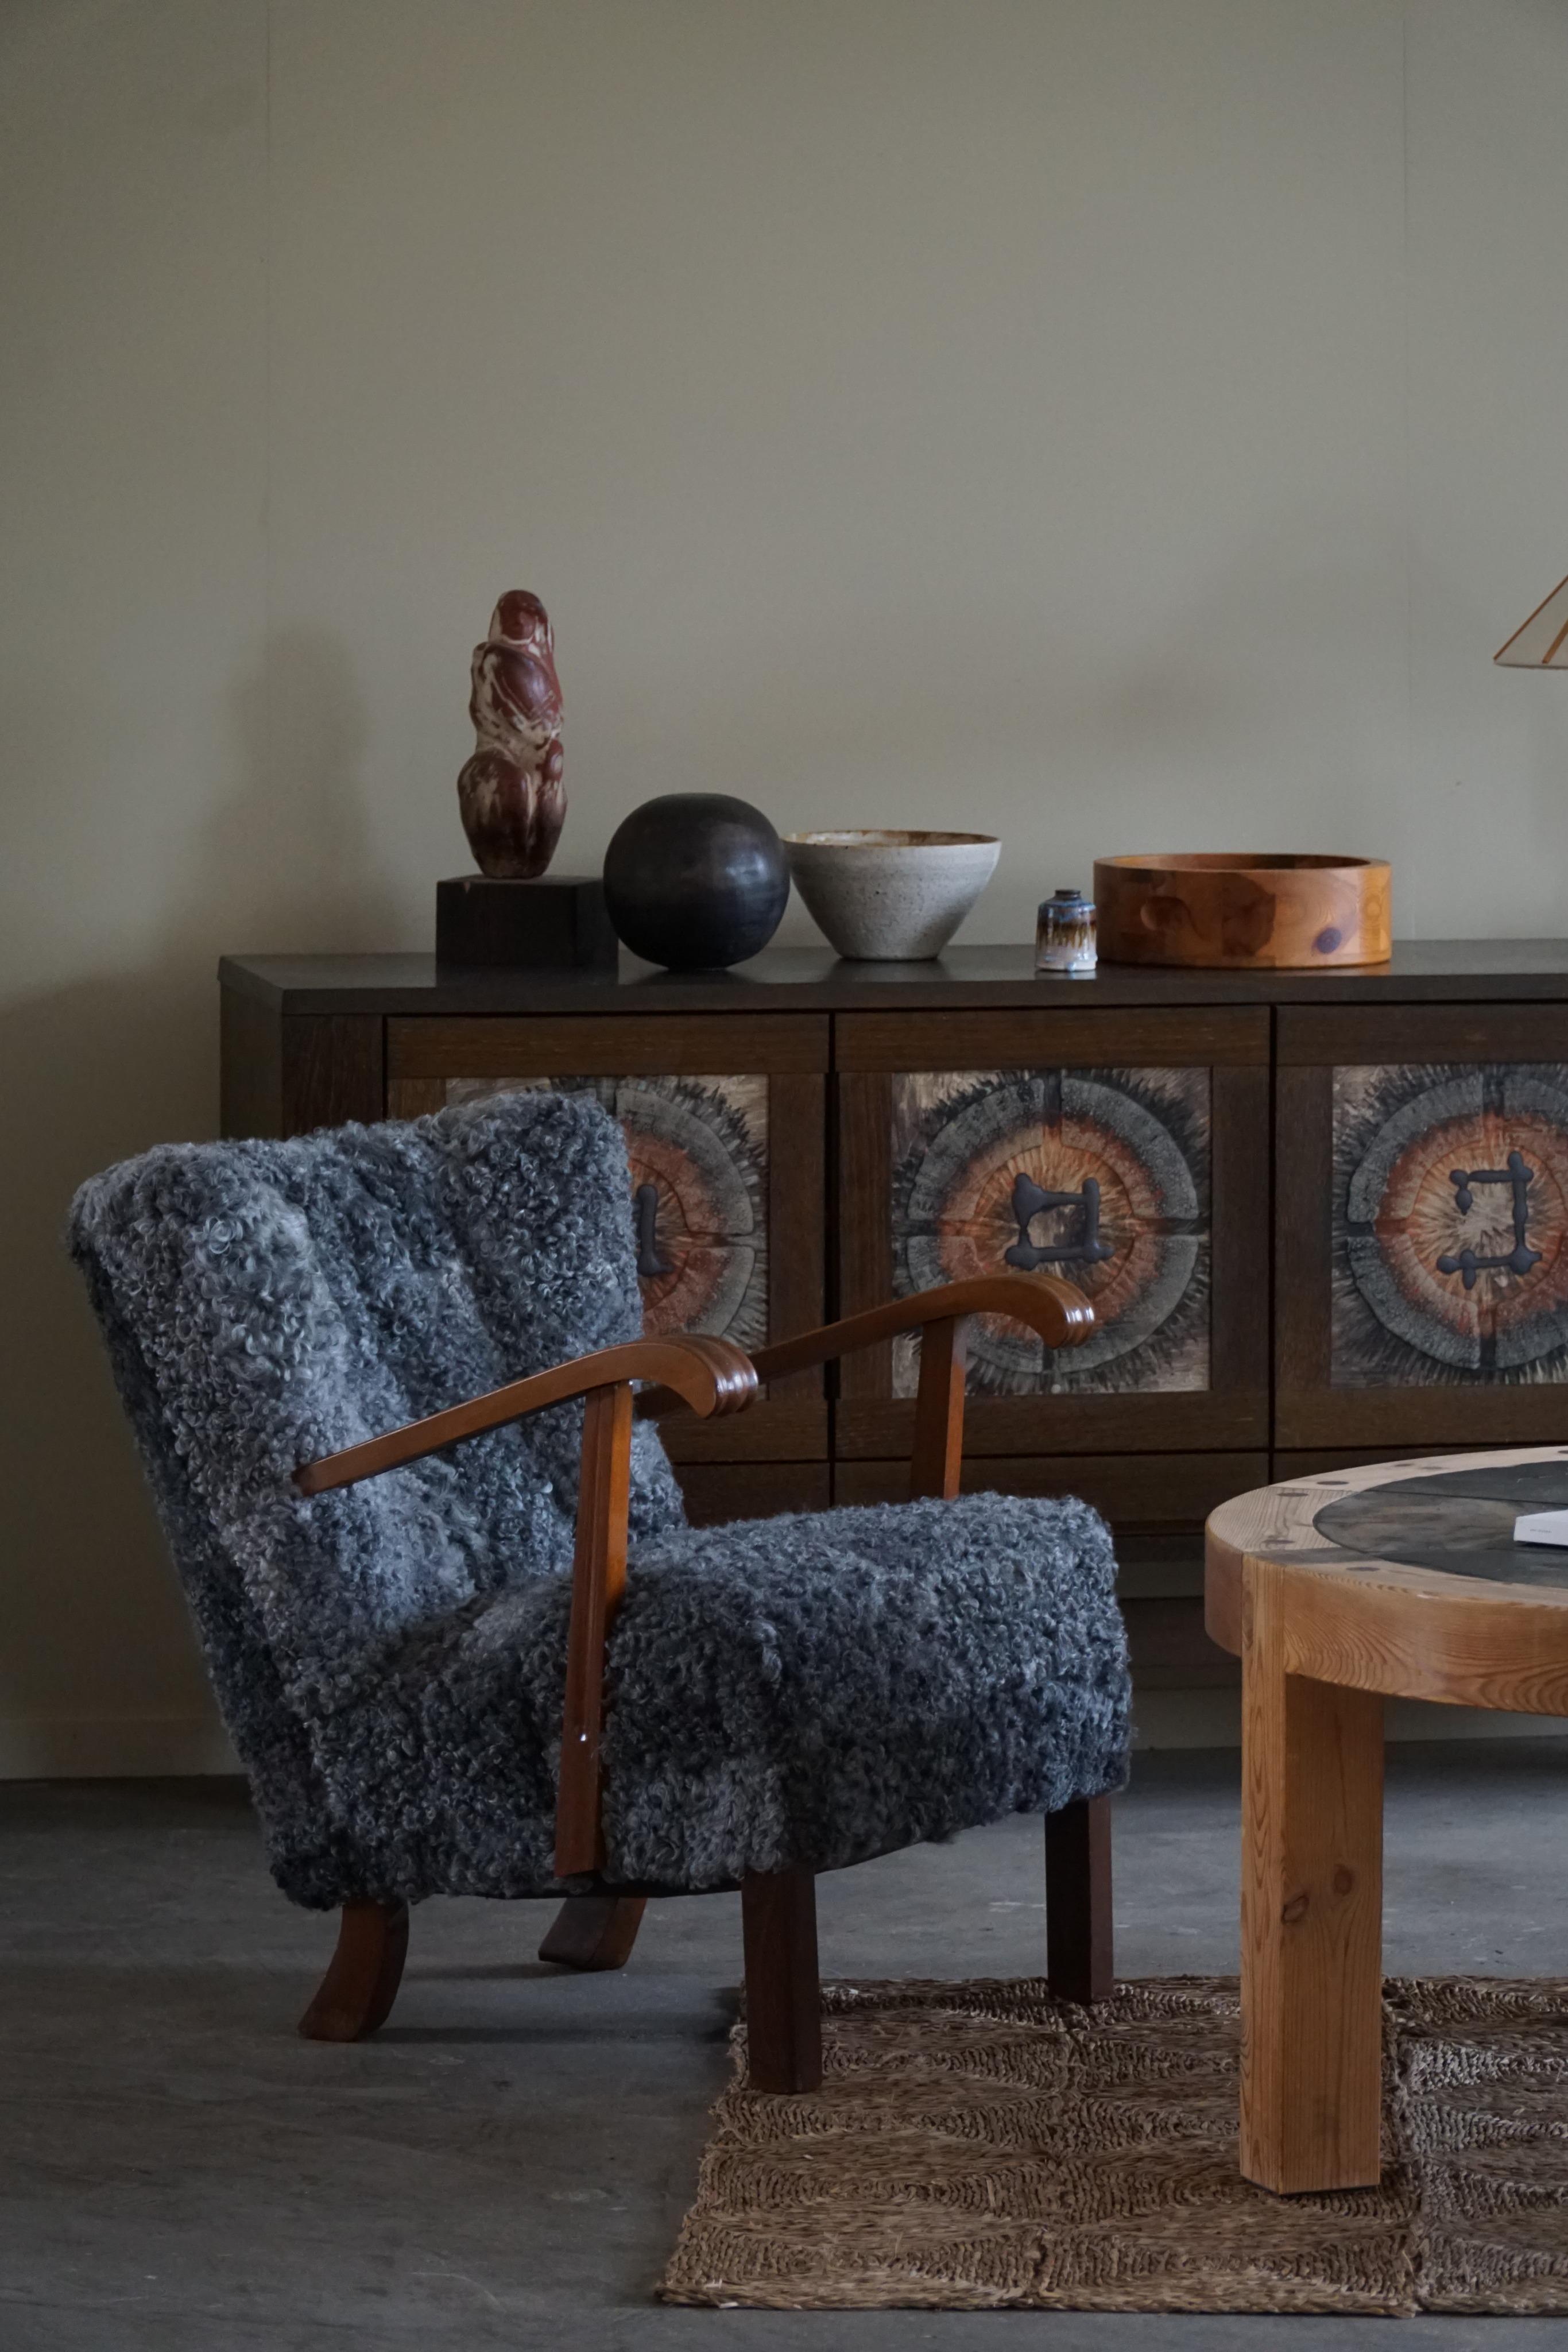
[618,1078,766,1350]
[1345,1078,1568,1372]
[895,1073,1202,1385]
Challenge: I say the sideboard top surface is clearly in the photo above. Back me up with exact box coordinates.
[222,940,1568,1016]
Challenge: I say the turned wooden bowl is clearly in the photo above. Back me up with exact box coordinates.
[1094,852,1391,970]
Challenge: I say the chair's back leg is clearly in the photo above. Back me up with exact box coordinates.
[1044,1794,1114,2003]
[538,1894,646,1971]
[741,1867,822,2092]
[299,1898,410,2041]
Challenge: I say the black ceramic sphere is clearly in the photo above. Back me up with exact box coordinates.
[602,793,789,970]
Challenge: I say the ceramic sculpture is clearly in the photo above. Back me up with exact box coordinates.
[456,590,566,878]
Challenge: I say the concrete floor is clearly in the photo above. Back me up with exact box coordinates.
[5,1748,1568,2350]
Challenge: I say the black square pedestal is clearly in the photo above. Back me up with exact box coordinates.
[435,875,619,969]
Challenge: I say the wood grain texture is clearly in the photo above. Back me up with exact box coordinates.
[1277,1387,1568,1450]
[555,1382,634,1878]
[1207,1450,1568,1700]
[1210,1061,1272,1411]
[1096,854,1391,972]
[1239,1556,1384,2193]
[388,1012,829,1078]
[838,1450,1269,1534]
[766,1071,826,1402]
[671,1460,831,1526]
[741,1868,823,2094]
[909,1316,967,1500]
[221,941,1568,1020]
[280,1015,385,1135]
[836,1071,894,1400]
[837,1391,1266,1460]
[1211,1448,1538,1664]
[297,1900,409,2042]
[1210,1449,1568,2192]
[386,1078,447,1118]
[658,1401,827,1465]
[1044,1795,1114,2004]
[1277,1569,1568,1714]
[537,1894,646,1971]
[1274,1063,1334,1439]
[1279,1004,1568,1067]
[836,1008,1269,1071]
[1269,1446,1511,1481]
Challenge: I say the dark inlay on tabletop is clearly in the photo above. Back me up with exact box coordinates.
[1313,1460,1568,1587]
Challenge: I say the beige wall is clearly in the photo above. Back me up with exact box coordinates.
[5,0,1568,1772]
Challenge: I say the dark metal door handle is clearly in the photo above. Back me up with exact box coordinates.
[1003,1171,1114,1272]
[634,1182,672,1279]
[1436,1150,1541,1289]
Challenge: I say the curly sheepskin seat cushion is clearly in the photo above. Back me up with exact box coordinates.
[311,1491,1129,1903]
[69,1085,1130,1913]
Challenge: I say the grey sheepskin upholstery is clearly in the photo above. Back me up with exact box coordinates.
[69,1090,1130,1910]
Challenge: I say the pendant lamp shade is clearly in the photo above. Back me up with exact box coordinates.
[1495,573,1568,668]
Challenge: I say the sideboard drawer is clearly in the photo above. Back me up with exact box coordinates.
[835,1449,1265,1537]
[834,1008,1270,1461]
[1276,1005,1568,1446]
[388,1013,828,1462]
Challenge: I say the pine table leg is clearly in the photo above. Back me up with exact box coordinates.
[1240,1557,1384,2193]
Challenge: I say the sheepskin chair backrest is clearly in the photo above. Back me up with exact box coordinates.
[69,1090,686,1874]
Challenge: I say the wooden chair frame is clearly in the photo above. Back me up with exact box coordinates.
[292,1274,1115,2086]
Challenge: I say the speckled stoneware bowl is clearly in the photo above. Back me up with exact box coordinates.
[783,829,1000,960]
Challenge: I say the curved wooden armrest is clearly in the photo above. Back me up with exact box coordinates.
[634,1273,1093,1420]
[294,1333,757,1497]
[750,1271,1093,1383]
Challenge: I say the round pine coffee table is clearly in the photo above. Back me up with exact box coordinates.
[1206,1447,1568,2198]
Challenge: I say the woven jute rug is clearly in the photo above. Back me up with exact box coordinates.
[660,1976,1568,2314]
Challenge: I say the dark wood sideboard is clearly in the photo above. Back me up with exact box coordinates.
[219,942,1568,1713]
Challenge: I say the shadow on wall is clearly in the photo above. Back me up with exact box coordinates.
[0,632,402,1772]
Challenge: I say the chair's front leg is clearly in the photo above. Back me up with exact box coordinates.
[555,1380,635,1878]
[538,1894,646,1972]
[741,1867,822,2092]
[1044,1795,1114,2003]
[299,1898,409,2040]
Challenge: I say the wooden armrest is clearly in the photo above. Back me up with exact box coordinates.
[750,1272,1093,1382]
[634,1272,1093,1420]
[294,1333,757,1497]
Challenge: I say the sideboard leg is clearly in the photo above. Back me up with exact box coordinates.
[1240,1558,1384,2194]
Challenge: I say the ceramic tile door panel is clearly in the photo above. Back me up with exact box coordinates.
[1277,1007,1568,1448]
[386,1013,828,1465]
[835,1009,1270,1466]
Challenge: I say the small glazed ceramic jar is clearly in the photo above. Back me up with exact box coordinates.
[1035,888,1097,977]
